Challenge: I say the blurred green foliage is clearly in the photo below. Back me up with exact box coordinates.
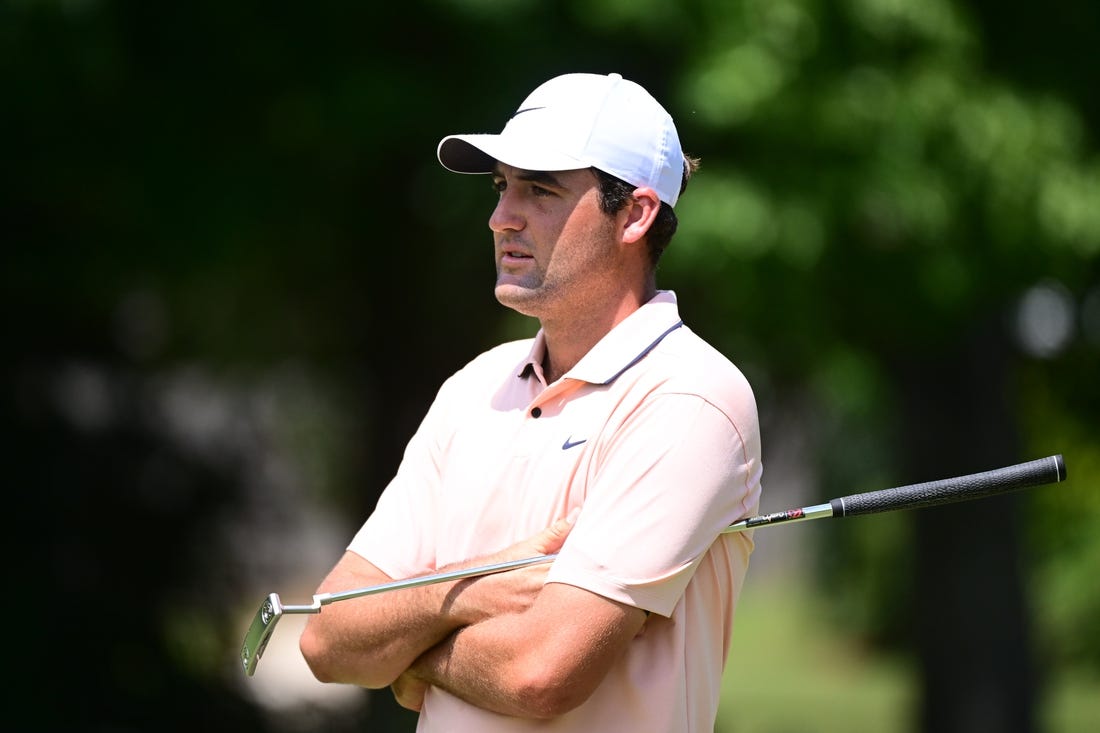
[4,0,1098,731]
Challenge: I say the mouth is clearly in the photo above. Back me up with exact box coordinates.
[499,243,534,266]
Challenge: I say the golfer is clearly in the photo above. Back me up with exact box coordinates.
[300,72,763,731]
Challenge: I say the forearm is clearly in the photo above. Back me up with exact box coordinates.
[412,613,553,718]
[408,583,646,719]
[300,577,452,687]
[300,554,502,689]
[302,515,577,691]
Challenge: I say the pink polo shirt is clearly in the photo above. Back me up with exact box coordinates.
[349,291,763,732]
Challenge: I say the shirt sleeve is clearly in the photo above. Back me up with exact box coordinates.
[545,391,762,617]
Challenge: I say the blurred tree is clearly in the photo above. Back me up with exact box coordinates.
[3,0,1097,731]
[655,1,1100,731]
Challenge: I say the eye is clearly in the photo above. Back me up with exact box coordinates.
[491,178,506,194]
[531,184,554,197]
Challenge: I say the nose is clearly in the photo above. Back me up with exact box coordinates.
[489,189,524,233]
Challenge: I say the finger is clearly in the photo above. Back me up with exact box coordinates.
[392,677,426,712]
[535,508,580,553]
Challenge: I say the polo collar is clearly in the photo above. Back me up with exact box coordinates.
[517,291,684,386]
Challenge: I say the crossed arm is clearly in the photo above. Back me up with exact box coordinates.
[298,515,647,719]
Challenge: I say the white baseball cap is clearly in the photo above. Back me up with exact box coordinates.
[437,72,686,206]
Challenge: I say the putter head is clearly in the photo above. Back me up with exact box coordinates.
[241,593,284,676]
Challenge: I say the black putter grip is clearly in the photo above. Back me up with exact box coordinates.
[829,455,1066,518]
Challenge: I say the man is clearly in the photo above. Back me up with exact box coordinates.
[299,72,763,731]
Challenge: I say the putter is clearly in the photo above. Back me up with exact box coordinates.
[241,453,1065,676]
[241,554,557,676]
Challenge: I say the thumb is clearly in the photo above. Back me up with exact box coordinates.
[541,507,580,552]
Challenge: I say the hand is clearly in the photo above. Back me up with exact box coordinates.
[444,509,579,624]
[506,507,579,559]
[391,669,429,712]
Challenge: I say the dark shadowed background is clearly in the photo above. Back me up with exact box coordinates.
[4,1,1099,731]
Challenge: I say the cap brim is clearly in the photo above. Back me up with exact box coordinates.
[437,135,497,174]
[437,134,588,175]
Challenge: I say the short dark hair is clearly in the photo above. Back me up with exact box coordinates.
[593,156,700,267]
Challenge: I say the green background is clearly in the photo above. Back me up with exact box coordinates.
[4,1,1098,731]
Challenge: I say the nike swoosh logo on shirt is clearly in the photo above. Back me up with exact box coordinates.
[562,437,588,450]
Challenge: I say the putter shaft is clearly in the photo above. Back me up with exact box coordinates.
[241,554,557,675]
[242,454,1065,676]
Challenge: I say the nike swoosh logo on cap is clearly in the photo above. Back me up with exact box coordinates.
[511,106,546,119]
[562,437,587,450]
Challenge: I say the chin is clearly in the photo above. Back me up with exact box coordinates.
[495,284,542,316]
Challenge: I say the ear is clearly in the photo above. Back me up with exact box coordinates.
[621,187,662,245]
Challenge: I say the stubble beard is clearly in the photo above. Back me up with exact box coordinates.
[494,273,555,318]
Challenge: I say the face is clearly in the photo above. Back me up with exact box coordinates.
[489,164,626,320]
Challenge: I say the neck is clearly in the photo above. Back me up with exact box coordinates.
[539,283,656,383]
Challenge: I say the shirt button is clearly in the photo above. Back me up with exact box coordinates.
[531,407,542,418]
